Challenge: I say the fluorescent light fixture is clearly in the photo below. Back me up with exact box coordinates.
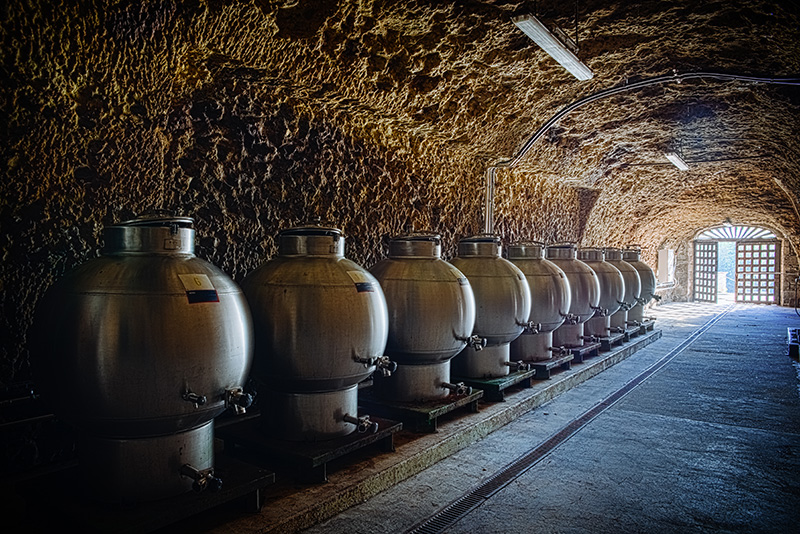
[664,152,689,171]
[512,14,593,81]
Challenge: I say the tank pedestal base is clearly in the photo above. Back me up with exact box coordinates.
[451,343,512,379]
[217,413,401,483]
[628,303,645,323]
[21,451,275,532]
[451,368,537,402]
[530,353,575,380]
[510,331,556,362]
[610,309,628,331]
[585,315,611,338]
[372,361,452,402]
[553,323,585,348]
[265,386,358,441]
[569,342,602,363]
[359,389,484,433]
[78,421,215,503]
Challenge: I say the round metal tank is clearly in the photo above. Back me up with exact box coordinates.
[547,244,601,348]
[32,214,253,502]
[241,225,389,441]
[578,248,625,338]
[369,233,477,401]
[450,235,532,378]
[605,248,641,331]
[623,247,657,323]
[507,242,571,362]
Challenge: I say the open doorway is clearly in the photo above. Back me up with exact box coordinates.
[693,225,780,304]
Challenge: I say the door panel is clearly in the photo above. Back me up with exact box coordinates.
[693,241,718,303]
[736,240,780,304]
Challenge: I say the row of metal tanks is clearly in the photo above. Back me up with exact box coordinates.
[31,214,658,504]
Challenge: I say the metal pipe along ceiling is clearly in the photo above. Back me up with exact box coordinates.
[482,72,800,234]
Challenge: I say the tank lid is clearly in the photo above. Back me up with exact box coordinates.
[278,224,344,256]
[103,213,195,255]
[604,247,623,260]
[506,241,546,259]
[578,247,604,261]
[388,233,441,258]
[546,242,577,260]
[457,234,501,257]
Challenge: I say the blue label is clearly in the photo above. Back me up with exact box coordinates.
[186,289,219,303]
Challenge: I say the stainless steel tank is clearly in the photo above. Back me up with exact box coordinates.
[507,242,571,362]
[32,214,253,502]
[241,225,389,441]
[369,233,478,401]
[623,247,657,323]
[450,235,532,378]
[578,248,625,338]
[547,244,601,348]
[605,248,641,331]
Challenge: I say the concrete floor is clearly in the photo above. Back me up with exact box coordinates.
[302,301,800,534]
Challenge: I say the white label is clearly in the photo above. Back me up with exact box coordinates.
[178,274,215,291]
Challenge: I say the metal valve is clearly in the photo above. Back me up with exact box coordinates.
[591,305,609,317]
[353,355,398,377]
[518,320,541,334]
[182,390,207,408]
[618,300,632,311]
[505,360,530,372]
[180,464,222,493]
[549,346,571,357]
[560,312,579,325]
[225,387,253,415]
[343,413,379,433]
[458,334,487,351]
[442,381,472,396]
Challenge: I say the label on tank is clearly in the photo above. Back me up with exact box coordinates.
[178,274,219,303]
[347,270,376,292]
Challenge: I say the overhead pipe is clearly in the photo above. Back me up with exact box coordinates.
[483,72,800,234]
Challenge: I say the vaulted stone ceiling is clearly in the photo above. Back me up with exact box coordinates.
[1,0,799,382]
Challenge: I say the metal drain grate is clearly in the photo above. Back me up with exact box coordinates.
[406,304,734,534]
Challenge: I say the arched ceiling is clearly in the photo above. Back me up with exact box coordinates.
[255,0,800,252]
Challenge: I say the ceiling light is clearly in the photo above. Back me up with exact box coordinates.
[512,14,593,81]
[664,152,689,171]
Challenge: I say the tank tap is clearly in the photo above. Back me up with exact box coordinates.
[458,334,487,351]
[549,346,571,357]
[343,413,379,433]
[618,300,632,311]
[652,294,662,302]
[225,387,253,415]
[353,355,398,377]
[182,390,207,408]
[560,312,579,325]
[180,464,222,493]
[441,381,472,396]
[518,320,541,334]
[505,360,530,372]
[591,305,609,317]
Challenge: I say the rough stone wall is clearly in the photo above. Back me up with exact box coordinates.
[2,0,799,396]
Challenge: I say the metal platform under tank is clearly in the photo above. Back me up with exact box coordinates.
[451,368,537,402]
[567,341,602,364]
[359,390,484,433]
[529,353,575,380]
[216,413,402,483]
[598,331,626,351]
[19,454,275,533]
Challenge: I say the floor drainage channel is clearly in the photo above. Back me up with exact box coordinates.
[406,304,735,534]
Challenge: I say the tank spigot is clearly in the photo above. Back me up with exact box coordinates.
[353,355,398,377]
[591,305,609,317]
[343,413,379,433]
[505,360,530,372]
[653,294,662,302]
[518,320,541,334]
[225,387,253,415]
[458,334,486,351]
[618,300,632,311]
[442,382,472,396]
[560,312,579,325]
[549,346,571,357]
[182,390,207,408]
[581,335,598,343]
[180,464,222,493]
